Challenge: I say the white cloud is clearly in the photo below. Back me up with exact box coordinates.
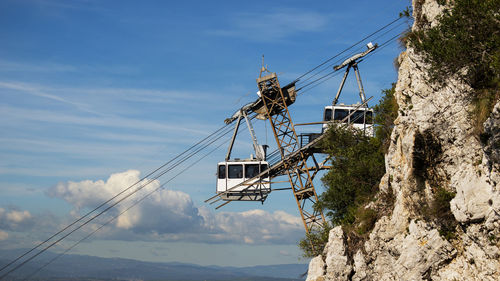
[48,170,205,234]
[65,87,206,105]
[0,207,32,224]
[0,104,209,135]
[209,10,329,42]
[0,60,77,73]
[47,170,304,245]
[49,170,147,209]
[210,209,303,244]
[0,80,220,113]
[6,210,32,223]
[279,250,291,257]
[0,81,92,112]
[0,230,8,241]
[0,207,34,231]
[36,0,109,12]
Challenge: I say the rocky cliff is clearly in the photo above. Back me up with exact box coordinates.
[306,0,500,280]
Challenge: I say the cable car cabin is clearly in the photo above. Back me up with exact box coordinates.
[323,104,374,137]
[216,160,271,201]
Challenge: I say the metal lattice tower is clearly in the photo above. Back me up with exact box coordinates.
[256,72,325,235]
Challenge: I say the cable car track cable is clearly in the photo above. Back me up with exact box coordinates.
[295,20,408,91]
[294,16,405,82]
[297,29,408,96]
[0,122,234,276]
[23,139,226,281]
[20,136,230,281]
[0,121,243,279]
[1,123,239,280]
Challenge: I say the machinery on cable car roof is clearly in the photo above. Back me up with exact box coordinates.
[322,42,378,136]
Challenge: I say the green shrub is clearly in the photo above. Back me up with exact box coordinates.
[473,89,500,137]
[424,186,457,240]
[407,0,500,137]
[353,207,378,235]
[298,223,332,258]
[373,84,398,153]
[318,125,385,226]
[412,130,443,185]
[407,0,500,90]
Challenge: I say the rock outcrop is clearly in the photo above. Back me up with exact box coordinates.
[306,0,500,280]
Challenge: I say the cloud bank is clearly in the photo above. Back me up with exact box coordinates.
[46,170,303,245]
[0,207,35,242]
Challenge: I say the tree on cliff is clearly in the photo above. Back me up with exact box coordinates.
[299,85,398,257]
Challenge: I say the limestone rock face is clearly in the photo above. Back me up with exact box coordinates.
[483,102,500,178]
[306,255,325,281]
[305,0,500,280]
[323,227,352,280]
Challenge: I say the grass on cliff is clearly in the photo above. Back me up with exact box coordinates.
[407,0,499,89]
[298,85,398,257]
[406,0,500,135]
[428,187,457,241]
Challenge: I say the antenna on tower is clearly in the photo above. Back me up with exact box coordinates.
[259,54,270,77]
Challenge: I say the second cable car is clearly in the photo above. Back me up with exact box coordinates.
[323,104,374,137]
[323,42,378,137]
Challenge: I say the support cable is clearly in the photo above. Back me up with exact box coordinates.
[297,29,408,96]
[295,19,408,92]
[294,16,404,82]
[0,120,244,279]
[21,136,229,281]
[0,122,233,277]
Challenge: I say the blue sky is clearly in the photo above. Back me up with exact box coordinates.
[0,0,410,271]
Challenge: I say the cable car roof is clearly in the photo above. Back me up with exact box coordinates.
[218,159,269,164]
[324,104,373,110]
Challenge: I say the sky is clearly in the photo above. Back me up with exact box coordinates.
[0,0,410,273]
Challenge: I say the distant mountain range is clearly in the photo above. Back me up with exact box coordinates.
[0,249,307,281]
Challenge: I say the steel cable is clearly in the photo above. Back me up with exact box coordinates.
[0,121,239,279]
[294,16,404,83]
[20,132,231,281]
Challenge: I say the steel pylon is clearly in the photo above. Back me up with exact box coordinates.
[256,72,325,235]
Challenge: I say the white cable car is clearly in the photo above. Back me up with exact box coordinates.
[216,158,270,201]
[323,104,374,137]
[216,108,271,202]
[323,42,378,137]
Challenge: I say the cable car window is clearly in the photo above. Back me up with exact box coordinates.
[228,164,243,179]
[260,164,269,177]
[351,110,365,124]
[365,111,373,124]
[245,164,260,178]
[218,165,226,179]
[324,108,332,121]
[334,109,349,121]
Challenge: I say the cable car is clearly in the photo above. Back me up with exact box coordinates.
[323,104,374,137]
[322,43,378,137]
[216,106,271,202]
[216,158,270,201]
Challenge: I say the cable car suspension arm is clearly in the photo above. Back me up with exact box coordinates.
[332,43,378,106]
[225,109,266,161]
